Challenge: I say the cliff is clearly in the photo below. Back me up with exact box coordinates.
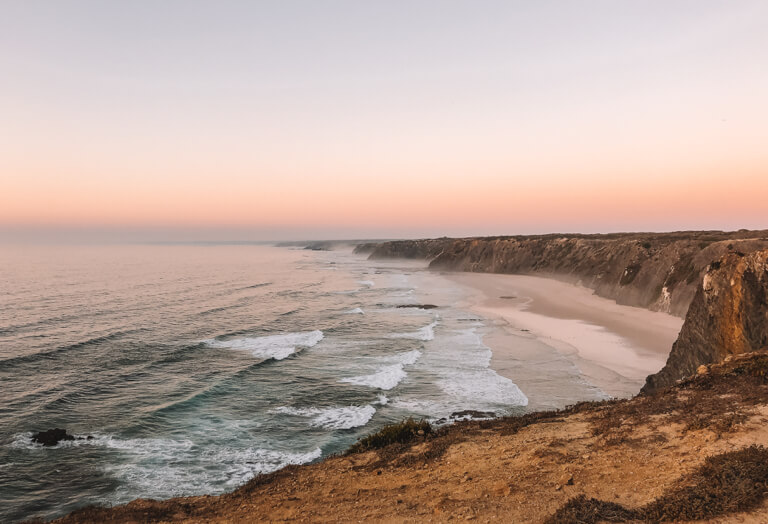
[642,249,768,392]
[55,352,768,523]
[363,231,768,317]
[362,231,768,395]
[354,238,452,258]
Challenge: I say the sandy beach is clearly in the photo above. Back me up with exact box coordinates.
[443,272,684,402]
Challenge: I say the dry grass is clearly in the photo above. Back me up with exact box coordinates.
[51,352,768,524]
[546,445,768,523]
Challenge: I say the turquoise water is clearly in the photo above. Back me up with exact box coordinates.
[0,244,529,522]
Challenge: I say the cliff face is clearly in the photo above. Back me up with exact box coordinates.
[642,249,768,393]
[364,231,768,317]
[354,238,452,258]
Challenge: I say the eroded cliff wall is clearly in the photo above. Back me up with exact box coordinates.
[363,231,768,317]
[642,249,768,392]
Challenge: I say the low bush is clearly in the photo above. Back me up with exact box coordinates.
[348,418,432,454]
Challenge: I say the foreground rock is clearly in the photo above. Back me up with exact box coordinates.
[55,352,768,523]
[31,428,76,446]
[643,249,768,392]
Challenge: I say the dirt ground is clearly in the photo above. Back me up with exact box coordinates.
[53,352,768,524]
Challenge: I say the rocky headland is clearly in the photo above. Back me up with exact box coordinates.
[643,248,768,392]
[358,230,768,391]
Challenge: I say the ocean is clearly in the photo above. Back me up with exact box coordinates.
[0,244,530,522]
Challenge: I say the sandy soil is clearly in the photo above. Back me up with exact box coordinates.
[55,353,768,523]
[444,272,684,399]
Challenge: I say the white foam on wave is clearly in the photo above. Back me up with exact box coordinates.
[438,370,527,405]
[395,349,422,365]
[204,330,323,360]
[357,280,375,287]
[389,327,528,418]
[391,321,437,341]
[310,406,375,429]
[272,404,376,430]
[434,328,527,406]
[344,307,364,315]
[339,350,422,390]
[11,431,321,503]
[341,364,406,390]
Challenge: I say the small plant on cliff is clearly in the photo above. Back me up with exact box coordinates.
[348,418,432,453]
[732,354,768,382]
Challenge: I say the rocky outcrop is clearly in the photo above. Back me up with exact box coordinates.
[362,231,768,317]
[642,249,768,393]
[31,428,94,446]
[32,428,76,446]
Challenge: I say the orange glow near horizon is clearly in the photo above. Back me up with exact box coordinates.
[2,2,768,239]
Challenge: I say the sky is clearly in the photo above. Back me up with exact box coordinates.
[2,0,767,242]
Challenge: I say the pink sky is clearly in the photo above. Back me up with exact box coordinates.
[2,1,767,240]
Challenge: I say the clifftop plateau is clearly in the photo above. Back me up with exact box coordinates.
[55,352,768,523]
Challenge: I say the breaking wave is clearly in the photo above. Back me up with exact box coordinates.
[204,330,323,360]
[271,404,376,430]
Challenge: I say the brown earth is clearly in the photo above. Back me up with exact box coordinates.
[52,352,768,524]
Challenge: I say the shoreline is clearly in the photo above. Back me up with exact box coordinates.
[442,272,684,400]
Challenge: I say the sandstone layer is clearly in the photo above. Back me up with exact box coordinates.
[643,249,768,392]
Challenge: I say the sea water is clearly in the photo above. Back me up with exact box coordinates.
[0,244,528,522]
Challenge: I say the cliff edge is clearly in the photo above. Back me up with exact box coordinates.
[642,249,768,393]
[54,352,768,523]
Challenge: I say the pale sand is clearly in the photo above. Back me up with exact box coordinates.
[443,272,684,400]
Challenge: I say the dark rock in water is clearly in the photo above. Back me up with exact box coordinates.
[396,304,438,309]
[435,410,497,425]
[31,428,76,446]
[450,410,496,419]
[30,428,94,446]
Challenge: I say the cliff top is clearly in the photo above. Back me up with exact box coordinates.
[55,351,768,523]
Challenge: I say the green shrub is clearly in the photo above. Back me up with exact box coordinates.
[348,418,432,453]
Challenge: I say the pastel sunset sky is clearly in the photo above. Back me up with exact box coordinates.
[2,1,767,241]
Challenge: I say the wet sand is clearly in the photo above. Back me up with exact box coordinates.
[443,272,684,400]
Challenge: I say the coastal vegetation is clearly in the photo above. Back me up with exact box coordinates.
[53,351,768,522]
[347,418,432,453]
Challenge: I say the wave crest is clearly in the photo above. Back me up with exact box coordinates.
[204,330,323,360]
[272,405,376,429]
